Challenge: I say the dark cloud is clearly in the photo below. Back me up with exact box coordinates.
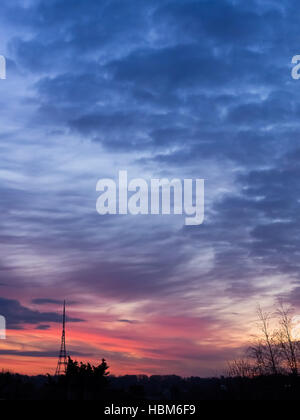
[284,286,300,308]
[0,349,88,358]
[0,298,84,329]
[35,324,51,330]
[118,319,138,324]
[32,298,78,306]
[5,0,294,159]
[32,298,64,305]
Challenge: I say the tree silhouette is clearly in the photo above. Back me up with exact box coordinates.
[246,306,280,375]
[64,357,110,400]
[276,303,299,376]
[230,303,300,378]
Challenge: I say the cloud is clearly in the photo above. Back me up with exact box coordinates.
[6,0,292,159]
[32,298,78,306]
[32,298,65,305]
[0,297,84,329]
[0,0,300,375]
[0,349,88,358]
[118,319,138,324]
[2,0,298,296]
[35,324,51,330]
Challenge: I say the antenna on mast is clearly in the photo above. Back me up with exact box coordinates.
[55,300,68,376]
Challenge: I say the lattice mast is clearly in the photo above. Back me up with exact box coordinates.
[55,300,68,375]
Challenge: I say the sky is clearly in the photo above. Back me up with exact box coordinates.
[0,0,300,377]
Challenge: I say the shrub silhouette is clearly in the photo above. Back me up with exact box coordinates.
[64,357,110,400]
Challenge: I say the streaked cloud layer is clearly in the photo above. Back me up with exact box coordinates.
[0,0,300,376]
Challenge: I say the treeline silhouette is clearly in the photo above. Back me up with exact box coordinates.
[2,369,300,400]
[0,357,110,400]
[2,303,300,400]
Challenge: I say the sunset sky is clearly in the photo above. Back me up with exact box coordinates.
[1,0,300,377]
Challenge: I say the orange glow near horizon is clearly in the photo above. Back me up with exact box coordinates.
[0,309,248,377]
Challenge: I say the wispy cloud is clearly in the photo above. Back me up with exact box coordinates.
[0,0,299,375]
